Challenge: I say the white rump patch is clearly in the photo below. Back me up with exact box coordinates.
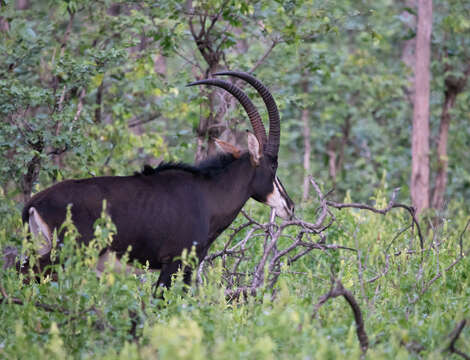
[95,250,154,277]
[28,207,52,257]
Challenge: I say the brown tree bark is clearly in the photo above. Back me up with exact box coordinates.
[327,138,338,186]
[300,76,312,201]
[0,17,9,32]
[94,81,103,124]
[302,107,311,201]
[21,139,43,203]
[431,63,470,210]
[411,0,432,214]
[188,6,224,162]
[326,116,350,187]
[401,0,417,103]
[431,89,455,211]
[15,0,29,10]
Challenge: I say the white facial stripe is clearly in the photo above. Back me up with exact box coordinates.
[265,177,291,219]
[274,177,290,201]
[266,178,284,207]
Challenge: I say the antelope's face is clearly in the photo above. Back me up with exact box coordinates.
[251,154,295,220]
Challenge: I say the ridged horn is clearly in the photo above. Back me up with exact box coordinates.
[187,79,268,146]
[214,71,280,158]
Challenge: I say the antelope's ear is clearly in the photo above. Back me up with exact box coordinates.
[246,131,262,166]
[214,138,241,158]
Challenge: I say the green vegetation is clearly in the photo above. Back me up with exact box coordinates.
[0,0,469,358]
[1,195,469,359]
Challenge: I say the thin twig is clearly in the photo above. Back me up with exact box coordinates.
[128,112,161,128]
[249,39,279,73]
[458,218,470,258]
[411,255,464,304]
[366,254,390,283]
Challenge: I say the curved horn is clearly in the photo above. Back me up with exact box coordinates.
[214,71,280,158]
[187,79,268,146]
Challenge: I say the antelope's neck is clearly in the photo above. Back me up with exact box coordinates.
[204,157,255,239]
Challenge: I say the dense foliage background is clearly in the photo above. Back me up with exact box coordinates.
[0,0,469,358]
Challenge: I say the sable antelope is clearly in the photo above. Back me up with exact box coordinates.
[20,71,294,288]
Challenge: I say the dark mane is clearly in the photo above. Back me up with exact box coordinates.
[135,153,246,178]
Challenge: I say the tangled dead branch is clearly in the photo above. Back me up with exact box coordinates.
[199,176,427,301]
[197,176,467,352]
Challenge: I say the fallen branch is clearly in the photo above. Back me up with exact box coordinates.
[445,320,469,360]
[312,279,369,355]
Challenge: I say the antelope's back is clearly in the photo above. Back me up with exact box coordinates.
[22,174,210,266]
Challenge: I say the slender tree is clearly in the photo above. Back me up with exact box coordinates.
[431,61,470,210]
[301,99,311,201]
[401,0,417,102]
[411,0,432,214]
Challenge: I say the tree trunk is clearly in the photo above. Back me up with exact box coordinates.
[188,8,224,162]
[431,90,456,210]
[401,0,417,103]
[326,116,350,188]
[95,80,103,124]
[431,63,470,210]
[327,138,338,186]
[21,140,44,203]
[16,0,29,10]
[194,84,216,163]
[0,17,9,32]
[410,0,432,214]
[301,107,311,201]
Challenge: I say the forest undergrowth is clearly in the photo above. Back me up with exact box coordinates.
[1,181,469,360]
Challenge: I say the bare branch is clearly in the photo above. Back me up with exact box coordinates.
[366,254,390,283]
[445,320,469,360]
[458,218,470,258]
[410,254,464,304]
[47,145,69,156]
[128,112,161,128]
[249,39,279,73]
[326,188,424,250]
[56,84,67,114]
[174,47,204,71]
[73,88,86,122]
[312,279,369,354]
[60,9,75,57]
